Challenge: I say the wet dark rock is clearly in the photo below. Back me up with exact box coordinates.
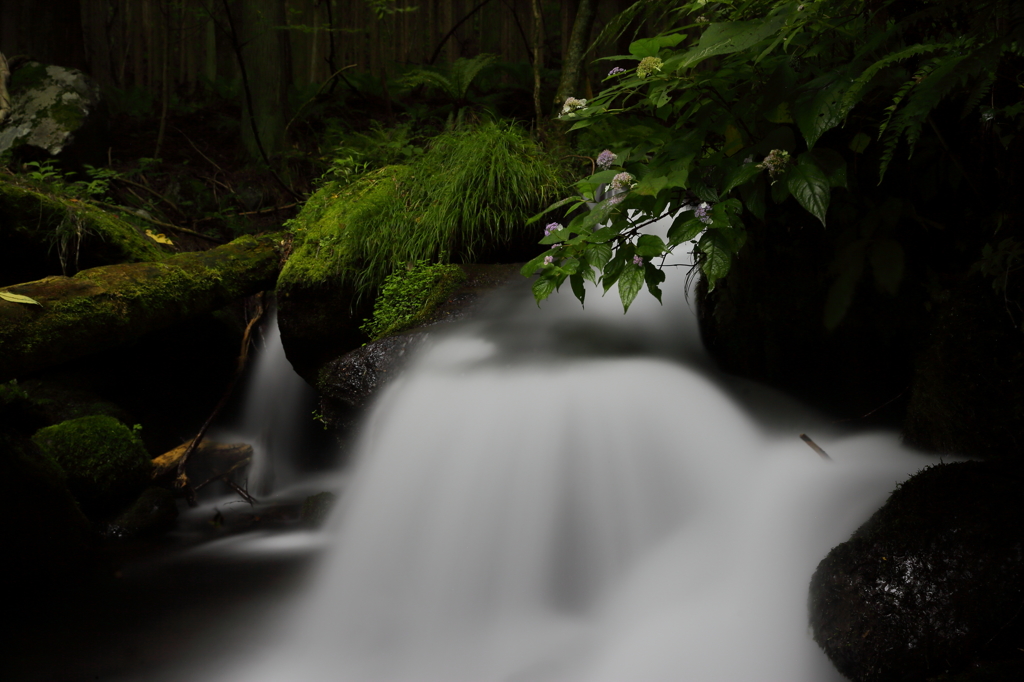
[316,331,427,430]
[301,491,336,527]
[0,61,108,169]
[314,263,523,431]
[809,460,1024,682]
[105,486,178,539]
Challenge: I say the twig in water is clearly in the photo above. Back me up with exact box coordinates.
[176,292,267,504]
[800,434,832,461]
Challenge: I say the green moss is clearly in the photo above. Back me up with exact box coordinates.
[31,415,151,513]
[279,120,571,301]
[48,101,85,130]
[361,261,467,340]
[10,62,49,91]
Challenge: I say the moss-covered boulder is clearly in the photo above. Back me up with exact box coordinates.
[32,415,151,514]
[0,232,283,382]
[0,175,169,286]
[277,121,570,381]
[0,61,107,168]
[809,460,1024,682]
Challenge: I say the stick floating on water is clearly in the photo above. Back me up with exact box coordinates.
[800,433,832,461]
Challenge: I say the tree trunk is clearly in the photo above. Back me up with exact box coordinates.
[239,0,291,162]
[0,232,285,382]
[553,0,596,114]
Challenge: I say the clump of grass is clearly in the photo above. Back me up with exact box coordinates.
[280,120,570,300]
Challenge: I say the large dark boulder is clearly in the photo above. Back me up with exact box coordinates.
[903,278,1024,458]
[809,460,1024,682]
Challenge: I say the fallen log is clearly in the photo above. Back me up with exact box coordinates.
[0,232,285,381]
[151,440,254,481]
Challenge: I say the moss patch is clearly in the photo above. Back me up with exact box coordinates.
[32,415,151,514]
[360,261,467,340]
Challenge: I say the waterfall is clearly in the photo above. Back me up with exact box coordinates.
[193,216,932,682]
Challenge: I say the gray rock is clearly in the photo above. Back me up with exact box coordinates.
[106,486,178,539]
[0,61,107,167]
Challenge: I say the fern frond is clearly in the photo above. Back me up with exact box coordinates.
[400,69,457,100]
[840,43,949,119]
[448,53,498,101]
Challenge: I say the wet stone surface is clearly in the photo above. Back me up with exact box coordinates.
[809,460,1024,682]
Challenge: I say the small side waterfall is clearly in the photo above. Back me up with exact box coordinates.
[209,311,313,496]
[185,215,935,682]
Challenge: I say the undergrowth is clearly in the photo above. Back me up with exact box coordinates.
[280,120,570,300]
[360,260,466,340]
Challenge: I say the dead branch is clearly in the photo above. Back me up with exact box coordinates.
[800,434,832,461]
[0,52,11,127]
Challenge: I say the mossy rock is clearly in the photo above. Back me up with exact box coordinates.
[32,415,152,514]
[0,176,169,287]
[301,491,336,527]
[277,121,571,382]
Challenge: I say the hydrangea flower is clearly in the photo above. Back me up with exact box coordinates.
[756,149,791,182]
[544,222,563,237]
[611,172,636,192]
[695,202,713,225]
[608,67,626,77]
[637,56,663,79]
[632,255,643,266]
[561,97,587,117]
[544,255,554,265]
[597,149,617,170]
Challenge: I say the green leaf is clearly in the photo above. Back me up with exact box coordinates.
[629,34,685,59]
[848,132,871,154]
[739,175,766,220]
[680,10,793,70]
[805,148,848,189]
[532,276,557,305]
[527,196,584,225]
[771,176,791,203]
[823,240,866,329]
[634,174,668,196]
[585,242,613,270]
[540,227,570,245]
[570,273,586,306]
[644,262,666,303]
[787,153,831,226]
[794,76,848,149]
[635,234,667,257]
[618,265,644,312]
[698,230,733,291]
[722,161,762,196]
[521,250,555,276]
[869,238,904,296]
[0,291,42,306]
[602,246,631,293]
[668,214,705,246]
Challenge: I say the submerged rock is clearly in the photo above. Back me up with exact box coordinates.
[105,486,178,539]
[32,415,151,515]
[0,61,107,167]
[809,461,1024,682]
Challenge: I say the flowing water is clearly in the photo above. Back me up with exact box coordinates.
[164,218,937,682]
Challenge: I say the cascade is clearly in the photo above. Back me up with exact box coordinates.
[186,215,934,682]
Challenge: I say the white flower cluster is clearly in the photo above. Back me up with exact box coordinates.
[561,97,587,117]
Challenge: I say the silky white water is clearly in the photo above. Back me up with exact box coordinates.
[191,219,934,682]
